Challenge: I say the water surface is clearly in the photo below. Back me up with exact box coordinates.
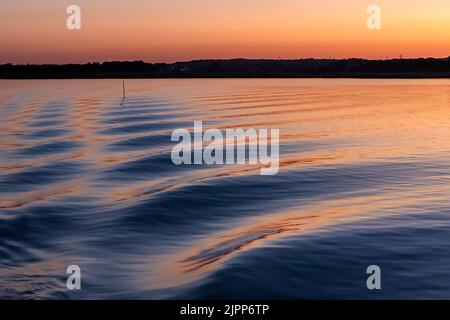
[1,79,450,299]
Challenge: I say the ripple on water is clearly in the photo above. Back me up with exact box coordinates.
[1,79,450,299]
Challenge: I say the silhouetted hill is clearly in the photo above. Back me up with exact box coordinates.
[1,58,450,79]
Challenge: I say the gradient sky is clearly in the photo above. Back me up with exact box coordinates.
[1,0,449,64]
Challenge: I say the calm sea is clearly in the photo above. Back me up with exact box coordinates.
[1,79,450,299]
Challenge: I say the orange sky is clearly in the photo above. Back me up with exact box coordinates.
[0,0,449,64]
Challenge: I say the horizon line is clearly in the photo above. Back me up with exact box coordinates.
[2,55,450,66]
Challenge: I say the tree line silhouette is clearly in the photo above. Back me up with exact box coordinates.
[1,58,450,78]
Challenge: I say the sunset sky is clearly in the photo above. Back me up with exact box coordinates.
[1,0,449,64]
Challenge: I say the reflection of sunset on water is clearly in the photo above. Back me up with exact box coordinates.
[1,78,450,298]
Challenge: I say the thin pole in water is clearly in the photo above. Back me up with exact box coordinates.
[122,79,126,99]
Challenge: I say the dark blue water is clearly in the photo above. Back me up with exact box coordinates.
[1,79,450,299]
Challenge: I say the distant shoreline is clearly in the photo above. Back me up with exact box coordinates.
[1,58,450,79]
